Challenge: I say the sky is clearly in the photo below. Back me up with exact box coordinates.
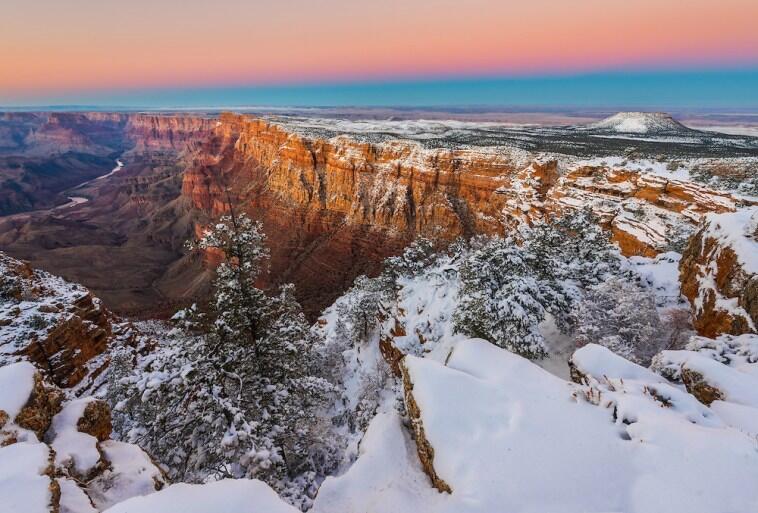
[1,0,757,108]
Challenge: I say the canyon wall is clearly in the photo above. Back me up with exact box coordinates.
[181,114,533,313]
[180,114,747,315]
[679,210,757,337]
[0,111,752,320]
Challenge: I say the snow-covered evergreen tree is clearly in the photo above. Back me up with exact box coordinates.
[452,209,626,358]
[188,212,270,349]
[108,212,337,509]
[524,207,624,331]
[340,274,394,343]
[454,236,548,358]
[573,277,666,364]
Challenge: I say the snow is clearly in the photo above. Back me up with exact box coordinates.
[390,338,758,513]
[591,112,688,134]
[696,125,758,137]
[701,207,758,275]
[87,441,165,510]
[102,479,299,513]
[50,398,101,476]
[656,350,758,408]
[0,442,53,513]
[58,478,98,513]
[627,251,685,309]
[571,343,665,383]
[313,411,443,513]
[686,333,758,370]
[0,361,36,420]
[709,401,758,437]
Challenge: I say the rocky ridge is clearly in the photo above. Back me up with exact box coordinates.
[0,253,113,388]
[680,208,758,336]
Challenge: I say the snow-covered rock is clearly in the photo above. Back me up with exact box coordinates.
[0,361,164,512]
[50,398,105,478]
[0,252,112,388]
[0,361,38,421]
[0,361,63,440]
[0,442,56,513]
[58,478,98,513]
[680,207,758,336]
[312,411,443,513]
[569,343,665,384]
[87,441,166,511]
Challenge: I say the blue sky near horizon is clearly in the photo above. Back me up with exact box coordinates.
[3,70,758,111]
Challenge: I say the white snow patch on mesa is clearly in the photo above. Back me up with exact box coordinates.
[591,112,689,134]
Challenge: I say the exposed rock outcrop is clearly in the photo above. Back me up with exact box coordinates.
[180,114,746,315]
[399,357,452,493]
[14,372,64,438]
[549,167,740,256]
[679,208,758,337]
[124,114,216,153]
[1,252,113,387]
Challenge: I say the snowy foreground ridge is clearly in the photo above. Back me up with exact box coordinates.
[312,338,758,513]
[90,337,758,513]
[8,334,755,513]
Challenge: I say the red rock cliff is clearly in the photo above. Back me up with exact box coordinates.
[179,114,745,315]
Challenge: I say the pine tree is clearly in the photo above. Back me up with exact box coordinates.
[109,211,338,508]
[573,277,666,365]
[188,212,270,351]
[454,236,548,358]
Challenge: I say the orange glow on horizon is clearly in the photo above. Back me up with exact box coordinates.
[1,0,757,96]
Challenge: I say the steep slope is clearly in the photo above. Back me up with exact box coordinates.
[0,252,112,388]
[0,114,215,316]
[0,112,215,216]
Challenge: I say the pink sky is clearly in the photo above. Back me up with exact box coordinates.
[1,0,756,95]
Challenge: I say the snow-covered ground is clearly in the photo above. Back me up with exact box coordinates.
[313,337,758,513]
[103,479,298,513]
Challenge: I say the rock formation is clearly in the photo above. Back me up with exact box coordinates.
[180,114,747,315]
[0,112,753,318]
[679,209,757,337]
[0,252,112,388]
[399,357,452,494]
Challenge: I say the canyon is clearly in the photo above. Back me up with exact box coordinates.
[1,110,757,513]
[0,111,756,326]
